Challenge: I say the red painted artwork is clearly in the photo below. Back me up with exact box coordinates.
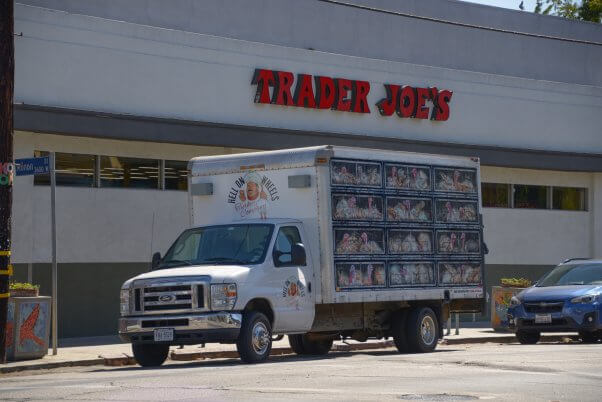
[19,304,44,346]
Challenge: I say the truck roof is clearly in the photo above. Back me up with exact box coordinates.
[189,145,479,177]
[190,218,302,228]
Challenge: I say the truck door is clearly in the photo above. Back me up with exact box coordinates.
[270,225,315,333]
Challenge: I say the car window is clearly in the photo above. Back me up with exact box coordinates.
[537,263,602,287]
[273,226,303,266]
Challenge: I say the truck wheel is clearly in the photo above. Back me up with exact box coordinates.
[236,311,272,363]
[132,343,169,367]
[579,331,600,343]
[391,310,409,353]
[406,307,439,353]
[301,336,333,355]
[516,330,541,344]
[288,334,307,355]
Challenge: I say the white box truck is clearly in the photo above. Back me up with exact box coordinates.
[119,146,486,365]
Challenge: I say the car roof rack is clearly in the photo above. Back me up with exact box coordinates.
[562,257,591,264]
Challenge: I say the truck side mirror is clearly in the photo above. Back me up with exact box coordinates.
[291,243,306,266]
[151,252,162,271]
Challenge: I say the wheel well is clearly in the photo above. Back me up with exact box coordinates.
[244,298,275,325]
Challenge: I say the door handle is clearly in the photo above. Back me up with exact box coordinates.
[308,282,312,293]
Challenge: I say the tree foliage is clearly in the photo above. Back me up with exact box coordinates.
[533,0,602,22]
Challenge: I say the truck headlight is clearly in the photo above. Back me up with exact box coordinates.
[571,294,599,304]
[510,296,521,307]
[120,288,131,316]
[211,283,237,310]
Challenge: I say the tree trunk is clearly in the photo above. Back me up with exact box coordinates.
[0,0,15,364]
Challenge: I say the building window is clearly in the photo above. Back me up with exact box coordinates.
[164,160,189,191]
[33,151,96,187]
[100,156,159,189]
[513,185,548,209]
[553,187,587,211]
[481,183,510,208]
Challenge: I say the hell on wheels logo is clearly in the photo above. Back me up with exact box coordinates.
[282,276,307,310]
[227,171,279,219]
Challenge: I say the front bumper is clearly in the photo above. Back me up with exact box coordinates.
[508,304,601,333]
[119,312,242,345]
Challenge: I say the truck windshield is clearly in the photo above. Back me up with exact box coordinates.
[536,263,602,287]
[160,224,274,268]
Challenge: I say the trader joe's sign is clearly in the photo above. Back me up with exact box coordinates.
[252,68,452,121]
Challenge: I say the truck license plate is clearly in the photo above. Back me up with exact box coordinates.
[534,314,552,324]
[153,328,174,342]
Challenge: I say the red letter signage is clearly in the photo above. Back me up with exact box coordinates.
[251,68,452,122]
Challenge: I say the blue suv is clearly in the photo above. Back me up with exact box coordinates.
[507,259,602,344]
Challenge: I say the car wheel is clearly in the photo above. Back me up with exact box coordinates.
[516,330,540,344]
[406,307,439,353]
[236,311,272,363]
[391,310,409,353]
[132,343,169,367]
[579,331,600,343]
[301,336,333,355]
[288,334,307,355]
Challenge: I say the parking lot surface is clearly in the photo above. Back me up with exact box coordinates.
[1,342,601,401]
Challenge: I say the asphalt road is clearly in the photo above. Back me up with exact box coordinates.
[1,342,601,401]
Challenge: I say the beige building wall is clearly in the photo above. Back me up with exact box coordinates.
[481,166,595,266]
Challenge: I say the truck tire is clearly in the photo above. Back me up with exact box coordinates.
[406,307,439,353]
[516,330,540,344]
[236,311,272,363]
[288,334,307,355]
[579,331,600,343]
[132,343,169,367]
[391,310,409,353]
[301,336,333,355]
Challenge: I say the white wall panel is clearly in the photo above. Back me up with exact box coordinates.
[14,5,602,155]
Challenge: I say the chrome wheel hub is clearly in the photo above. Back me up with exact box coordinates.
[251,322,270,355]
[420,315,436,346]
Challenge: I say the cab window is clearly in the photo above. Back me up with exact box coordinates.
[273,226,304,267]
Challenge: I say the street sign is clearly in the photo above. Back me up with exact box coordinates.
[15,157,50,176]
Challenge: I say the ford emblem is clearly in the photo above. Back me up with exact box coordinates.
[159,294,175,303]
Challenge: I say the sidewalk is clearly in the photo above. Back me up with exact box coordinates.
[0,325,578,374]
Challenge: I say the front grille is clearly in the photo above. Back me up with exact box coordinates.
[524,302,564,313]
[133,280,208,315]
[143,285,193,311]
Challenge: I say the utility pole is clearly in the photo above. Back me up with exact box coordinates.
[0,0,15,363]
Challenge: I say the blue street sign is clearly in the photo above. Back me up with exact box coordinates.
[15,156,50,176]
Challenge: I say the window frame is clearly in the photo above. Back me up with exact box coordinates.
[272,225,306,268]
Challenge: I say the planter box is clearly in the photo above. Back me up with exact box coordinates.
[491,286,524,332]
[5,296,51,361]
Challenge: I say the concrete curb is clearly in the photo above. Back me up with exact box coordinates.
[0,336,582,374]
[441,334,579,345]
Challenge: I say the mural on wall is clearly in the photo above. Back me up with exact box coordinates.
[435,200,478,224]
[385,164,430,191]
[5,300,15,357]
[434,168,476,193]
[387,230,432,254]
[331,161,381,187]
[334,229,384,255]
[491,286,522,330]
[16,302,48,351]
[389,262,435,287]
[336,262,386,289]
[386,197,432,222]
[332,194,383,221]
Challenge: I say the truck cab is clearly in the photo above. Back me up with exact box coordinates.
[119,219,316,364]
